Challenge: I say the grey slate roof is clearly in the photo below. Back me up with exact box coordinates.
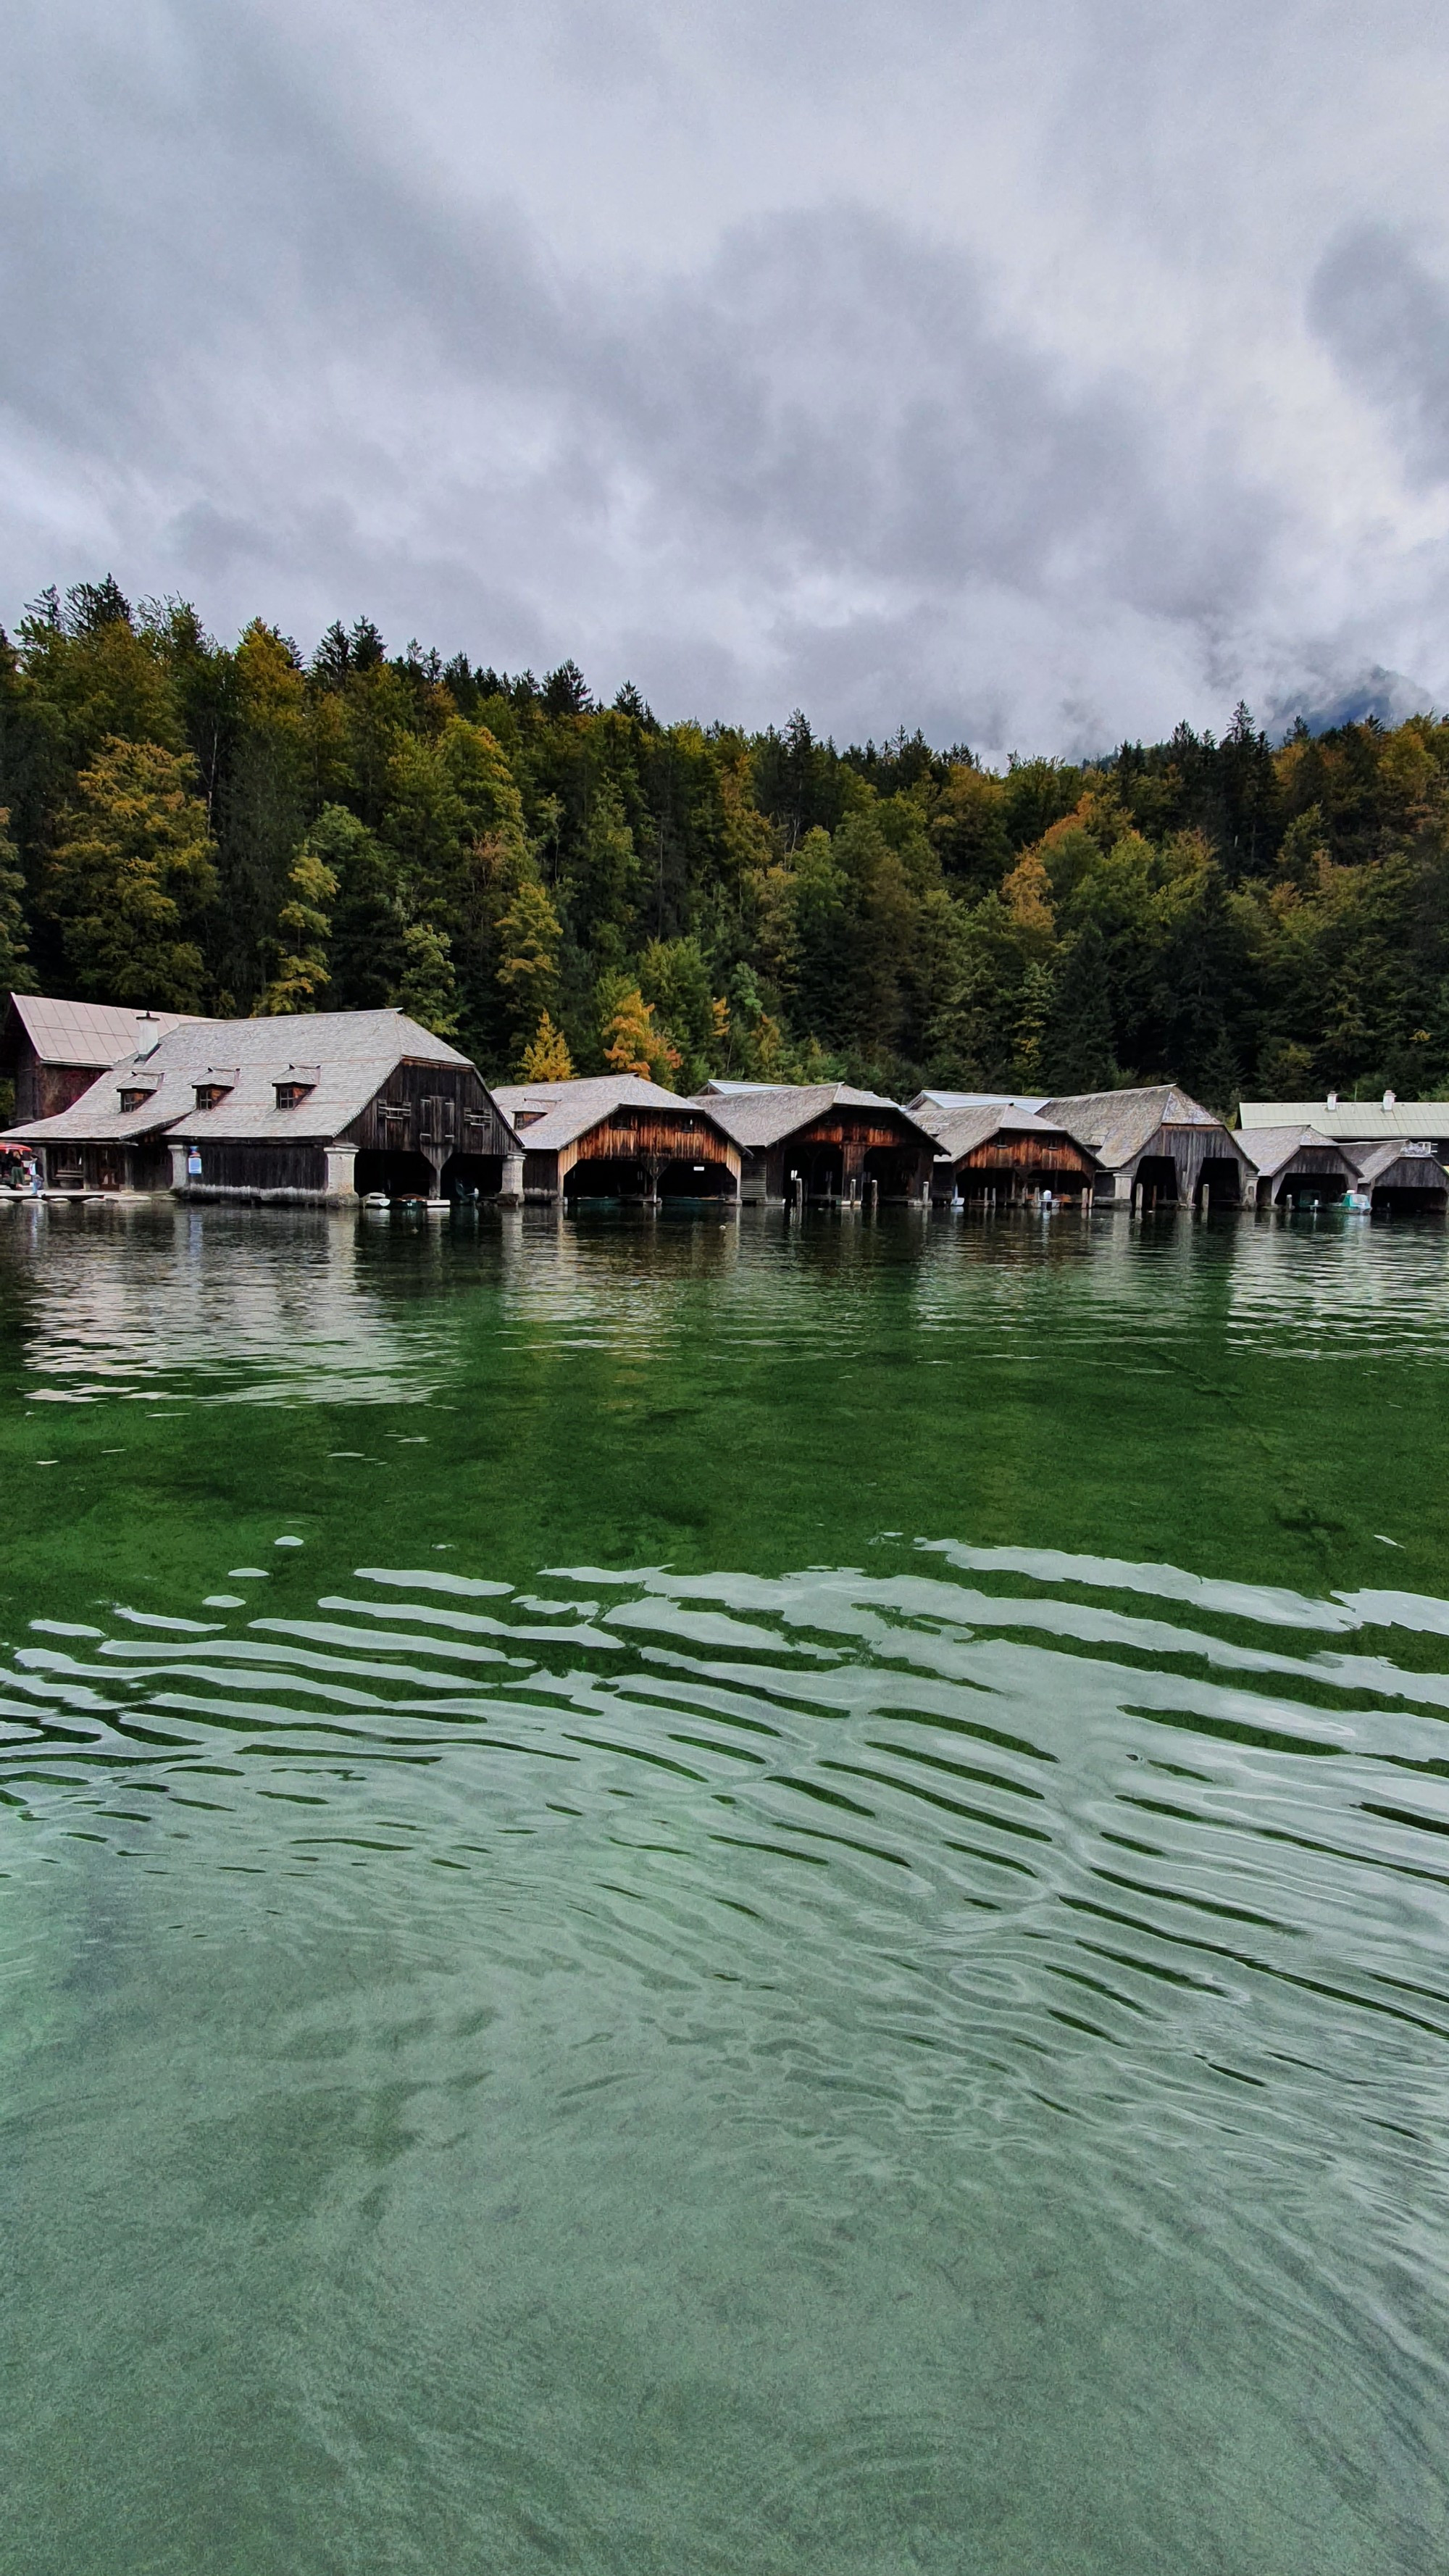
[491,1075,734,1157]
[3,991,199,1067]
[690,1082,937,1153]
[1234,1124,1352,1177]
[1350,1142,1449,1186]
[1,1009,478,1149]
[1239,1098,1449,1142]
[927,1103,1087,1164]
[1037,1084,1233,1169]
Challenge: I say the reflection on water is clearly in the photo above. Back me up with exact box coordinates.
[1,1200,1448,2572]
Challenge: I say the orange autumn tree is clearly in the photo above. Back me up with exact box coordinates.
[601,986,681,1085]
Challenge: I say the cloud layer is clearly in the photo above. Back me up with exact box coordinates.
[3,0,1448,756]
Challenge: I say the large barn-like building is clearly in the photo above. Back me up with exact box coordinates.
[1,1009,519,1202]
[1041,1085,1254,1209]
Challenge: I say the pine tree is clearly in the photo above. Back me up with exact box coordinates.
[1043,921,1116,1091]
[393,920,460,1038]
[0,808,33,993]
[520,1011,573,1080]
[46,737,217,1009]
[255,842,338,1015]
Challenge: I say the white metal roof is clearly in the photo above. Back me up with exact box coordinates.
[1239,1099,1449,1141]
[4,992,199,1067]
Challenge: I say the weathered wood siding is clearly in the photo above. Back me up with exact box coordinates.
[743,1110,934,1203]
[554,1109,740,1191]
[188,1143,329,1195]
[341,1061,514,1159]
[13,1058,101,1123]
[956,1135,1095,1175]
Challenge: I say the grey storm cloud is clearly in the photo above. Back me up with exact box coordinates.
[1310,226,1449,487]
[2,0,1448,756]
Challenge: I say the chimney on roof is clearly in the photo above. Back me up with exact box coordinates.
[1384,1090,1396,1109]
[1327,1091,1337,1109]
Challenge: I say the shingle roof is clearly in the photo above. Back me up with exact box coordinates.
[1,1009,477,1148]
[1234,1124,1352,1177]
[927,1103,1087,1163]
[491,1074,733,1156]
[690,1082,937,1152]
[1037,1084,1235,1168]
[3,992,199,1068]
[1350,1142,1449,1186]
[1239,1099,1449,1141]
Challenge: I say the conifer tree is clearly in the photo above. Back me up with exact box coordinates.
[520,1010,573,1080]
[0,808,33,994]
[255,841,337,1015]
[46,738,217,1009]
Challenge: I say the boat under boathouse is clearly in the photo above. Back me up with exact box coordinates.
[1,1009,519,1202]
[1235,1125,1361,1209]
[1040,1085,1254,1210]
[490,1075,741,1203]
[694,1083,938,1205]
[915,1100,1100,1204]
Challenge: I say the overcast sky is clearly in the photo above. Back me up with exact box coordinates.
[3,0,1447,758]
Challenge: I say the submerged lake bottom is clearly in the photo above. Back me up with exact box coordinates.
[2,1197,1448,2573]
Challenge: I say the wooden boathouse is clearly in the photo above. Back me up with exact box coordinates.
[1238,1096,1449,1212]
[1,1009,519,1201]
[1235,1125,1359,1209]
[914,1100,1099,1204]
[1,993,199,1123]
[694,1083,937,1204]
[1344,1142,1449,1213]
[490,1076,741,1202]
[1042,1085,1253,1209]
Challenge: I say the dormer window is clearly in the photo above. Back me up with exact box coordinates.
[193,1068,238,1112]
[118,1085,156,1114]
[275,1065,320,1111]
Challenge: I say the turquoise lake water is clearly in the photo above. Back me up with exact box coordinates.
[2,1198,1448,2572]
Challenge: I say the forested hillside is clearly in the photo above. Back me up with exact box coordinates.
[4,579,1449,1109]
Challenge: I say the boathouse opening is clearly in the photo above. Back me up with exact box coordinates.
[354,1146,436,1200]
[1371,1179,1448,1215]
[785,1142,844,1201]
[1276,1168,1344,1207]
[1197,1155,1243,1208]
[1133,1154,1178,1209]
[657,1156,736,1201]
[440,1150,504,1200]
[862,1143,924,1202]
[564,1152,736,1201]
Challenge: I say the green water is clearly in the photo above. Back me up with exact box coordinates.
[2,1199,1448,2573]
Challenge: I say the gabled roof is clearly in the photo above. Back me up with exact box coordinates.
[1350,1142,1449,1186]
[1,1009,480,1148]
[1239,1099,1449,1141]
[491,1074,734,1157]
[906,1090,1048,1118]
[1234,1124,1353,1177]
[927,1103,1089,1164]
[690,1082,937,1152]
[1,991,199,1070]
[1037,1084,1234,1168]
